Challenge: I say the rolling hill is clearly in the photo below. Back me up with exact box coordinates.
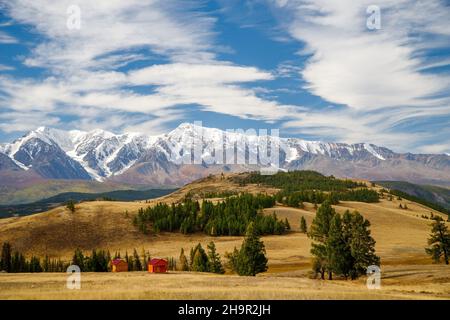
[0,188,177,218]
[0,171,448,299]
[376,181,450,211]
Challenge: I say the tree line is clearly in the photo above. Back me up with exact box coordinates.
[276,188,379,208]
[233,171,365,192]
[133,193,290,236]
[0,242,69,273]
[0,244,176,273]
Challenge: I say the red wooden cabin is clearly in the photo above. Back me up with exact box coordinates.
[111,258,128,272]
[147,258,168,273]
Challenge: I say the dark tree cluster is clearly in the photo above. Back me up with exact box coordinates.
[277,188,379,208]
[234,170,364,192]
[179,241,225,274]
[133,193,288,236]
[0,242,69,273]
[425,216,450,265]
[309,201,380,280]
[225,222,268,276]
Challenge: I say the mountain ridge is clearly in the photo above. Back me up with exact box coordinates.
[1,123,450,188]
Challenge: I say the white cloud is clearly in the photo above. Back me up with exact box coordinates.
[268,0,450,151]
[0,0,298,135]
[280,0,450,110]
[0,30,17,43]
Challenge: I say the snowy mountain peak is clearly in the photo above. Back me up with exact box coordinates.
[0,124,409,182]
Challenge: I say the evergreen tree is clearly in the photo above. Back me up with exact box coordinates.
[284,218,291,231]
[300,216,307,233]
[179,248,189,271]
[346,211,380,279]
[66,200,76,213]
[207,241,224,274]
[425,216,450,265]
[309,201,335,279]
[326,214,352,279]
[72,248,85,271]
[228,222,268,276]
[1,242,12,272]
[133,249,142,271]
[191,243,209,272]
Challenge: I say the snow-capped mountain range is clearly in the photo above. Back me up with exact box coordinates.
[1,123,450,187]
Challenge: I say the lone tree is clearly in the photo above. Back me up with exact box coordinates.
[425,216,450,265]
[300,216,307,233]
[207,241,225,274]
[179,248,189,271]
[66,200,76,213]
[226,222,268,276]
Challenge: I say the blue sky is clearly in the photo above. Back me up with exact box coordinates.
[0,0,449,154]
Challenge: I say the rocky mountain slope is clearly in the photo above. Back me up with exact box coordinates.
[1,123,450,188]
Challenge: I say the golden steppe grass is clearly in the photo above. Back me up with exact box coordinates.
[0,174,449,299]
[0,264,449,300]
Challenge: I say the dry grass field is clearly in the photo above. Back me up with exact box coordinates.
[0,173,449,299]
[0,265,449,300]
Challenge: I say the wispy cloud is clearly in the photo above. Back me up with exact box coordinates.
[0,0,297,135]
[269,0,450,152]
[0,30,17,43]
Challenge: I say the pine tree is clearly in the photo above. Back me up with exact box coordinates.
[133,249,142,271]
[300,216,307,233]
[191,243,209,272]
[207,241,224,274]
[179,248,189,271]
[0,242,12,272]
[346,211,380,279]
[309,201,335,279]
[326,214,352,279]
[284,218,291,231]
[425,216,450,265]
[228,222,268,276]
[66,200,76,213]
[72,248,85,271]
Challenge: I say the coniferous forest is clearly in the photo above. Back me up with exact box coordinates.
[133,193,289,236]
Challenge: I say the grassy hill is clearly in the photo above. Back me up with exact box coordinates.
[376,181,450,215]
[0,188,177,218]
[0,172,449,299]
[0,179,140,205]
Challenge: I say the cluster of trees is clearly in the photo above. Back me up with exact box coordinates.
[277,188,379,208]
[178,241,225,274]
[234,171,364,192]
[425,216,449,265]
[225,222,268,276]
[309,201,380,280]
[133,193,289,236]
[0,242,69,273]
